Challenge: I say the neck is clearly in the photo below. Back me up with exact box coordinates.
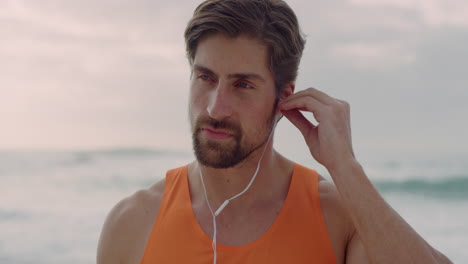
[188,141,293,214]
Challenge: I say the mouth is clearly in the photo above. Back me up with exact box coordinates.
[201,128,234,140]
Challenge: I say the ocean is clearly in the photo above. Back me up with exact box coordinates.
[0,149,467,263]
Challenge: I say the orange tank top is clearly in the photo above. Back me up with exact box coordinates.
[140,163,337,263]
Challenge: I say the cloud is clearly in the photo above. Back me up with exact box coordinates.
[349,0,468,27]
[288,0,423,70]
[329,41,416,70]
[0,0,196,149]
[0,0,467,153]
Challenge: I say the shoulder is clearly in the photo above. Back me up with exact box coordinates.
[317,174,355,263]
[97,178,166,264]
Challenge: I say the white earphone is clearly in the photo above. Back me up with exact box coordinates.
[198,112,281,264]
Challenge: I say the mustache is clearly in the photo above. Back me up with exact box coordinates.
[194,116,242,136]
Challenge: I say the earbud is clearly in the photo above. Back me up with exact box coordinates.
[276,113,283,124]
[276,97,284,123]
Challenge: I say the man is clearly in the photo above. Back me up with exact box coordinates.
[97,0,453,263]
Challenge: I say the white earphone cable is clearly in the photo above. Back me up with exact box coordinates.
[198,118,279,264]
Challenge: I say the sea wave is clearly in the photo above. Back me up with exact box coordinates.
[71,148,190,163]
[0,148,192,173]
[374,176,468,199]
[0,209,30,221]
[76,148,167,157]
[65,148,165,166]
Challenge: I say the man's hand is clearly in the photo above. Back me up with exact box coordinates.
[278,87,355,173]
[278,88,453,264]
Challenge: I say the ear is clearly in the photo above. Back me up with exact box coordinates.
[275,82,295,123]
[279,82,295,100]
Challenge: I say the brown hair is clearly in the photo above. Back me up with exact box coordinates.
[184,0,306,97]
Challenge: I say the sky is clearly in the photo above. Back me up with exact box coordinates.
[1,0,467,160]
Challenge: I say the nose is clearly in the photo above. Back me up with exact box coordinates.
[207,81,233,120]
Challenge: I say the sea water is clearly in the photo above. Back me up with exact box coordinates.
[0,149,467,263]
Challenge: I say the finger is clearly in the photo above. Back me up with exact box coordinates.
[281,109,316,138]
[279,95,325,115]
[281,87,335,106]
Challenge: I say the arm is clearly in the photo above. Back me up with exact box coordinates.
[97,180,165,264]
[278,87,452,264]
[334,159,453,264]
[97,197,130,264]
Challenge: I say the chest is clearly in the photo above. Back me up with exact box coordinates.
[192,200,283,246]
[191,197,348,264]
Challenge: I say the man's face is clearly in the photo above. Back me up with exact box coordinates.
[189,34,278,168]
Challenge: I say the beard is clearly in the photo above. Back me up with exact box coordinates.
[191,102,278,169]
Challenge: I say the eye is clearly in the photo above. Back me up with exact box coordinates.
[235,81,254,89]
[198,74,212,81]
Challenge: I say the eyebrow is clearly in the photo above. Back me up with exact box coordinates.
[193,64,266,83]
